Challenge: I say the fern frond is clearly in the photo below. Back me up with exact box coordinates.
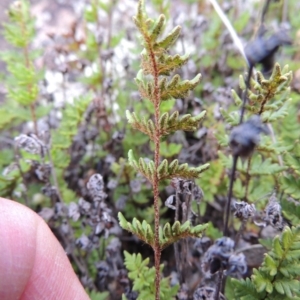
[232,226,300,299]
[123,250,178,300]
[231,278,265,300]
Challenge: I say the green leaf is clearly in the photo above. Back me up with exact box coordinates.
[233,226,300,298]
[163,223,172,238]
[149,14,165,41]
[118,212,130,230]
[157,159,168,178]
[265,254,277,276]
[154,25,181,51]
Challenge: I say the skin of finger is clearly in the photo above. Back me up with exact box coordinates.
[0,198,89,300]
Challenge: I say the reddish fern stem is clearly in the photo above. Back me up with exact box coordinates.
[144,34,162,300]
